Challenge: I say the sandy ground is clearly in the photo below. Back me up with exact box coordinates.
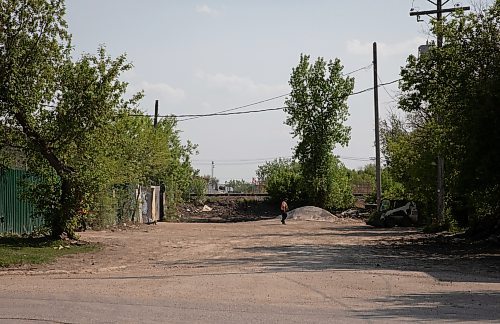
[1,217,499,323]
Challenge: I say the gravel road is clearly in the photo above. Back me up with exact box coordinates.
[1,218,499,323]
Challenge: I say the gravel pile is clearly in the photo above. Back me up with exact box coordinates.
[287,206,340,222]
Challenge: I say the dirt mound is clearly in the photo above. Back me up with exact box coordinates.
[288,206,340,222]
[173,198,365,224]
[176,197,277,223]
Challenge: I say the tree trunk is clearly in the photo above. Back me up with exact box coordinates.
[50,176,73,238]
[14,110,79,238]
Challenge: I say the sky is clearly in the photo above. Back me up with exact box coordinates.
[64,0,488,183]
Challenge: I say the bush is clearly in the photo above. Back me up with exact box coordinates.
[190,176,207,205]
[257,159,302,205]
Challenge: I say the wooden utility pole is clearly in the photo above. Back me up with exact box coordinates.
[373,42,382,209]
[410,0,470,223]
[211,161,215,192]
[154,100,159,128]
[153,99,165,220]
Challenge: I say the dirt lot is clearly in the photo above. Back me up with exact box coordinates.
[11,217,500,280]
[1,215,499,323]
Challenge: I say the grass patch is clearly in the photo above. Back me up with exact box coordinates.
[0,236,98,268]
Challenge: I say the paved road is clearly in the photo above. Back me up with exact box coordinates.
[1,219,499,323]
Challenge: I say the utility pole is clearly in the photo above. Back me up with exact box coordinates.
[410,0,470,223]
[211,161,215,192]
[373,42,382,209]
[154,100,159,128]
[153,99,164,220]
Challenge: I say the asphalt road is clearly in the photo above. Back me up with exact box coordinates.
[1,219,499,323]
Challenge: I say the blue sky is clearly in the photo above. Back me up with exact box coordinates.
[65,0,488,182]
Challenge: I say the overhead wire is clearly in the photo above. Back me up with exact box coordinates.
[171,64,385,171]
[129,106,286,118]
[133,78,401,119]
[377,73,398,102]
[36,77,400,120]
[177,92,290,122]
[192,155,374,166]
[172,63,374,122]
[193,156,291,162]
[349,79,400,97]
[342,63,373,76]
[34,63,377,121]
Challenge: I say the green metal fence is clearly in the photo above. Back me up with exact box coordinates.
[0,169,44,234]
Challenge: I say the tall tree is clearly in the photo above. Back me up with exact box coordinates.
[0,1,141,237]
[285,54,354,209]
[1,0,74,236]
[395,1,500,225]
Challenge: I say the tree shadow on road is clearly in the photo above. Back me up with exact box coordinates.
[241,225,421,239]
[157,228,500,284]
[322,225,420,237]
[358,291,500,322]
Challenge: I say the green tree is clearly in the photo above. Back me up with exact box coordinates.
[0,0,114,237]
[226,179,253,193]
[347,164,375,196]
[90,112,197,224]
[189,175,207,204]
[347,164,405,203]
[0,0,197,236]
[256,158,302,204]
[395,2,500,226]
[326,157,354,210]
[381,168,405,200]
[285,54,354,209]
[380,113,438,221]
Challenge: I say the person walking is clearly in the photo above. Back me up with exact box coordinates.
[280,199,289,225]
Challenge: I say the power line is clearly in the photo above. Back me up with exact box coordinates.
[130,106,286,118]
[195,160,274,166]
[343,63,373,76]
[134,79,401,119]
[33,78,401,120]
[339,156,374,162]
[177,92,290,122]
[34,64,376,121]
[349,79,400,96]
[24,64,375,118]
[193,157,291,163]
[377,73,398,101]
[176,63,373,122]
[192,155,374,166]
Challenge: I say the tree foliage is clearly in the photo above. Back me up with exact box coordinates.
[0,0,197,237]
[284,54,354,209]
[380,113,437,219]
[256,158,302,204]
[226,179,254,193]
[347,164,405,203]
[386,2,500,226]
[257,156,354,210]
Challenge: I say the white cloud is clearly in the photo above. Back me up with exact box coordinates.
[140,81,186,104]
[195,4,219,16]
[195,71,289,95]
[346,37,428,57]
